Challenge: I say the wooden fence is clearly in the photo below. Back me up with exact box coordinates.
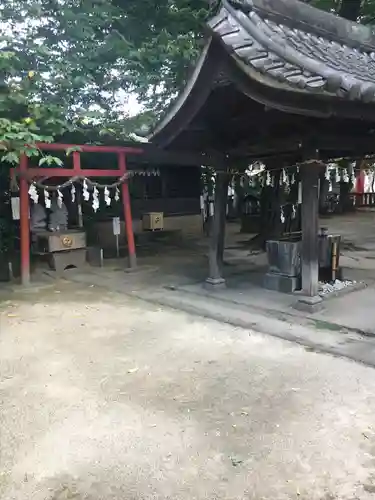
[349,192,375,207]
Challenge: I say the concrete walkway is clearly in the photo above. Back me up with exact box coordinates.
[53,264,375,369]
[135,285,375,367]
[175,277,375,337]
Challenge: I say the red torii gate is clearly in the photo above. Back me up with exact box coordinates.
[12,142,143,285]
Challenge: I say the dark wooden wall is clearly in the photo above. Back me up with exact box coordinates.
[80,165,201,222]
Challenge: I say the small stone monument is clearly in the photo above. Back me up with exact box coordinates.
[264,239,301,293]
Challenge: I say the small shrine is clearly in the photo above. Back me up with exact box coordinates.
[150,0,375,311]
[11,143,144,284]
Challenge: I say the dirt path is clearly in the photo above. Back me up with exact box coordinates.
[1,281,375,499]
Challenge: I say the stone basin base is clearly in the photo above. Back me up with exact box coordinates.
[264,239,301,293]
[264,273,301,294]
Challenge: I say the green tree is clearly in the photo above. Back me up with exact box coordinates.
[1,0,375,165]
[0,0,210,161]
[0,0,209,120]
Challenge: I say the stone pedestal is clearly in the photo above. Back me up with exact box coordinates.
[87,246,104,267]
[264,273,300,294]
[205,277,226,289]
[50,248,86,274]
[35,230,87,275]
[294,294,323,313]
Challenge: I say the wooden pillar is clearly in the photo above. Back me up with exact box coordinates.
[118,152,137,269]
[217,173,229,267]
[206,172,226,288]
[76,188,83,228]
[19,154,30,285]
[296,163,322,311]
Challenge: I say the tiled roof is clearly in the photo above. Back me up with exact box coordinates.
[149,0,375,147]
[208,0,375,102]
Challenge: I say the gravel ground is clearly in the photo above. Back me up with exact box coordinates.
[1,281,375,500]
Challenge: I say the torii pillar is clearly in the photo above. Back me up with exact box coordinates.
[19,154,31,286]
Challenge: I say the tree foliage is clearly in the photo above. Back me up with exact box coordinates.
[0,0,210,162]
[1,0,375,163]
[1,0,208,120]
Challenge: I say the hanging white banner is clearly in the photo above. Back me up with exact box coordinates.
[112,217,121,235]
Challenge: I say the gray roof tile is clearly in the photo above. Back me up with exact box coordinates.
[208,0,375,102]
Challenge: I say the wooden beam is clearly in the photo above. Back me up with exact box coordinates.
[12,168,124,178]
[36,142,142,154]
[129,147,227,168]
[226,132,375,163]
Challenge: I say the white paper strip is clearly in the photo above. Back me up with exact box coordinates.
[104,186,111,206]
[280,207,285,223]
[44,189,51,209]
[71,184,76,203]
[28,183,38,204]
[92,186,99,212]
[83,179,90,201]
[57,189,63,208]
